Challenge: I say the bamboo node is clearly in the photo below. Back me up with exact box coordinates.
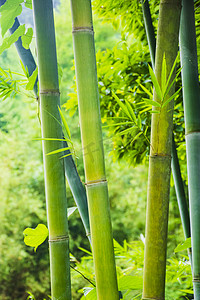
[86,178,107,186]
[72,26,94,34]
[150,153,171,159]
[40,89,60,96]
[49,235,69,243]
[193,279,200,283]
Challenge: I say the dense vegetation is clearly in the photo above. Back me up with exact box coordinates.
[0,0,199,299]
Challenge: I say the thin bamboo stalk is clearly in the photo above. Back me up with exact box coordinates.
[70,0,119,299]
[142,0,181,299]
[32,0,71,298]
[142,0,191,246]
[0,0,91,240]
[179,0,200,297]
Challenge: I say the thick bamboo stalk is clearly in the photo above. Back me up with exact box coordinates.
[142,0,191,245]
[70,0,119,299]
[179,0,200,297]
[142,1,181,299]
[0,0,91,240]
[32,0,71,299]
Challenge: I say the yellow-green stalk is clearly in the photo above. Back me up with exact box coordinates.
[70,0,119,299]
[142,0,181,299]
[32,0,71,299]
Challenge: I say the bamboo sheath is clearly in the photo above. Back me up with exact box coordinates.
[180,0,200,297]
[32,0,71,299]
[142,0,191,249]
[70,0,119,299]
[0,0,91,241]
[142,0,181,299]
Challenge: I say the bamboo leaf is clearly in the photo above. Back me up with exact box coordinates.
[67,207,77,217]
[148,64,163,101]
[118,275,143,290]
[142,98,161,107]
[23,224,48,251]
[83,287,97,299]
[103,121,134,128]
[0,24,25,55]
[174,237,191,253]
[140,84,153,98]
[21,27,33,49]
[112,92,132,119]
[163,54,179,96]
[162,87,182,108]
[161,54,167,93]
[25,0,32,9]
[58,106,71,139]
[46,146,71,156]
[137,114,142,129]
[0,0,23,37]
[125,99,137,123]
[132,131,143,142]
[26,67,38,90]
[116,127,137,136]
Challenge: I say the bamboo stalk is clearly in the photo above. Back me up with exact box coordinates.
[32,0,71,298]
[142,0,181,299]
[179,0,200,297]
[70,0,119,299]
[0,0,91,241]
[142,0,191,246]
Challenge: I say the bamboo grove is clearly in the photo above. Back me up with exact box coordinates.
[0,0,200,299]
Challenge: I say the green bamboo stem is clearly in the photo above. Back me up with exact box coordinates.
[142,0,191,245]
[0,0,91,242]
[70,0,119,299]
[142,0,156,69]
[32,0,71,299]
[142,1,181,299]
[179,0,200,297]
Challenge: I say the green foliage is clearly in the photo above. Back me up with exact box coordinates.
[24,224,49,251]
[21,27,33,49]
[174,238,191,253]
[0,24,25,54]
[0,0,23,37]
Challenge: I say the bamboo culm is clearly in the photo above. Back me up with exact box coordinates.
[32,0,71,298]
[142,0,191,248]
[142,0,181,299]
[70,0,119,299]
[180,0,200,297]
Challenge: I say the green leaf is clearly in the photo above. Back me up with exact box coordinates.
[83,287,97,300]
[0,24,25,55]
[46,146,71,156]
[21,27,33,49]
[162,87,182,108]
[112,92,132,119]
[0,0,23,36]
[179,289,193,295]
[174,237,191,253]
[161,53,167,93]
[125,99,137,123]
[118,275,143,290]
[142,98,161,108]
[24,0,32,9]
[163,54,179,96]
[67,207,77,217]
[26,67,38,90]
[23,224,49,251]
[148,65,163,101]
[140,84,153,99]
[58,106,71,139]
